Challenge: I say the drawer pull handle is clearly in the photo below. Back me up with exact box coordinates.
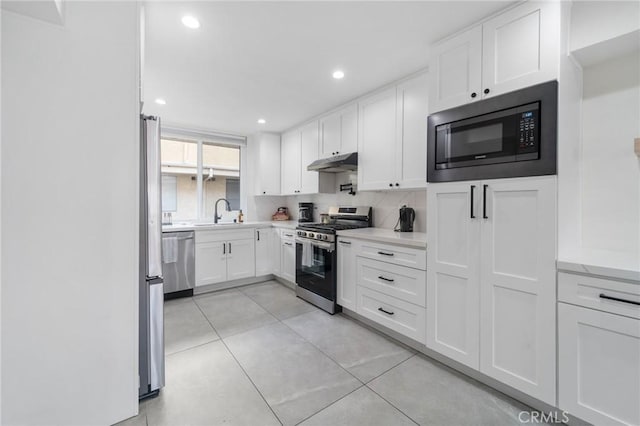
[284,242,293,246]
[284,233,293,237]
[599,293,640,306]
[339,241,351,245]
[378,307,394,316]
[378,276,395,283]
[377,251,394,256]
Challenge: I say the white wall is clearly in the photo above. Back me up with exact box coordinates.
[1,2,139,424]
[570,1,640,52]
[580,53,640,256]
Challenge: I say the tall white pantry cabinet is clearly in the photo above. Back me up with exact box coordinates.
[426,176,557,405]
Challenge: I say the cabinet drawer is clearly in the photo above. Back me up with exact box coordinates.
[558,272,640,319]
[196,228,254,243]
[357,257,426,307]
[280,229,296,240]
[358,241,426,270]
[357,286,426,343]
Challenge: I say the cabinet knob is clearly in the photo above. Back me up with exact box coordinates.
[484,88,490,95]
[471,92,477,98]
[395,183,399,187]
[336,151,339,155]
[263,191,266,194]
[389,183,393,187]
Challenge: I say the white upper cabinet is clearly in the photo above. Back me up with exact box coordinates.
[281,130,301,195]
[358,73,428,191]
[429,2,560,113]
[358,87,398,191]
[254,133,281,196]
[299,121,320,194]
[319,104,358,158]
[429,26,483,113]
[482,1,559,98]
[280,121,334,195]
[396,73,428,189]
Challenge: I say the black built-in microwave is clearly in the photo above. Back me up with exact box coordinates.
[427,80,557,182]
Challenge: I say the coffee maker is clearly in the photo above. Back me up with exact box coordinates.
[397,205,415,232]
[298,202,314,223]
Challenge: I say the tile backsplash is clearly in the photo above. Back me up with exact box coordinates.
[250,189,427,232]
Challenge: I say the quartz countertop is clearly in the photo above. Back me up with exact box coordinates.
[557,249,640,282]
[162,220,298,233]
[336,228,427,249]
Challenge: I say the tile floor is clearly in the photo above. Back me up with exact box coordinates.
[120,280,536,426]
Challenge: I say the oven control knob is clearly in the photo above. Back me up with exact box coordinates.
[297,231,303,236]
[308,233,314,238]
[322,235,328,241]
[317,234,323,240]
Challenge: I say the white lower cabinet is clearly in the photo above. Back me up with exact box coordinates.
[558,272,640,426]
[280,230,296,283]
[195,229,255,286]
[255,228,272,276]
[337,237,357,311]
[271,228,282,277]
[341,237,427,344]
[427,176,557,405]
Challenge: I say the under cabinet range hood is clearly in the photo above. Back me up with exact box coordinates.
[307,152,358,172]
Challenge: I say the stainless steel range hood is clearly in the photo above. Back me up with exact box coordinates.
[307,152,358,173]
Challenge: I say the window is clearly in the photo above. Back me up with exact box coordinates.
[160,134,242,221]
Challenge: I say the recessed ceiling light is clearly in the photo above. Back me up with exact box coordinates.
[257,118,266,124]
[155,98,167,105]
[332,70,345,80]
[181,15,200,29]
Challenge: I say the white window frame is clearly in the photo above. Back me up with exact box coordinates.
[161,126,246,220]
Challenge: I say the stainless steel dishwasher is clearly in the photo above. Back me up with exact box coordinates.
[162,231,195,297]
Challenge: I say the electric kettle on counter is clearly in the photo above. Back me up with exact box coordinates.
[396,205,415,232]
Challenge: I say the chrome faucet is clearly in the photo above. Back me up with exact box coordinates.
[214,198,231,224]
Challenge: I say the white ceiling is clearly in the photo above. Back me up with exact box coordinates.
[143,1,512,136]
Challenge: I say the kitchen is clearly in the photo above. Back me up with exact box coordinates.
[2,1,639,425]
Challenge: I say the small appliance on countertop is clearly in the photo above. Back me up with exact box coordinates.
[295,206,373,314]
[396,205,415,232]
[298,202,314,223]
[272,207,290,221]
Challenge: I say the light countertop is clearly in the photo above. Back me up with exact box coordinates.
[162,220,298,233]
[336,228,427,249]
[557,249,640,282]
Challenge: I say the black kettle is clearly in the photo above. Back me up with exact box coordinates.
[398,206,415,232]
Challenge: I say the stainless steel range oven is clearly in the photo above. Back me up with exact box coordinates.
[295,206,372,314]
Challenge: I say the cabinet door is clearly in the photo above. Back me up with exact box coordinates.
[299,121,320,194]
[426,182,481,369]
[195,241,227,286]
[255,229,271,276]
[429,26,482,113]
[256,133,281,196]
[337,238,356,310]
[281,130,301,195]
[226,238,256,281]
[481,1,559,98]
[358,87,398,191]
[479,176,556,405]
[558,303,640,426]
[281,239,296,283]
[271,229,282,277]
[340,104,358,154]
[397,73,428,189]
[319,113,341,158]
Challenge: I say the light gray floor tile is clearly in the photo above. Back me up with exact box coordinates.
[224,322,361,426]
[240,281,317,320]
[164,297,219,355]
[194,289,278,338]
[144,341,280,426]
[299,386,416,426]
[368,355,531,426]
[284,310,414,382]
[115,411,147,426]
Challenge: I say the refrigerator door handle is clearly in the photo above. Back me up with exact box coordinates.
[149,279,164,391]
[145,116,163,279]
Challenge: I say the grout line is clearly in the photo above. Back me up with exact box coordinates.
[192,297,284,426]
[365,374,421,426]
[164,337,221,358]
[292,384,366,426]
[362,351,415,385]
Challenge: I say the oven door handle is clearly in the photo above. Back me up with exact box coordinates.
[295,238,335,252]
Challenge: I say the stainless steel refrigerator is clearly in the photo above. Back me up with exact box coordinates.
[139,115,165,399]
